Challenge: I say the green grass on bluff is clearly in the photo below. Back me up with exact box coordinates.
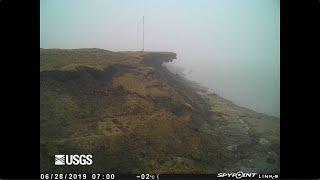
[40,48,279,174]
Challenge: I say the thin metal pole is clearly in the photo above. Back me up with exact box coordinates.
[142,16,144,52]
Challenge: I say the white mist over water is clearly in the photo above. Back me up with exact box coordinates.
[166,56,280,117]
[41,0,280,117]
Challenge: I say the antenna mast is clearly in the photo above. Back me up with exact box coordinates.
[142,16,144,52]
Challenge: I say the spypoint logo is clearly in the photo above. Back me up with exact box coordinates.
[217,171,257,179]
[54,154,93,165]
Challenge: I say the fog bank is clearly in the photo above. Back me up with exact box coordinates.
[41,0,280,117]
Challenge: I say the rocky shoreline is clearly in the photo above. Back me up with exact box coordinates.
[186,79,280,173]
[162,64,280,173]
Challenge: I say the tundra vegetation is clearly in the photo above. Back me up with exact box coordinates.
[40,48,279,173]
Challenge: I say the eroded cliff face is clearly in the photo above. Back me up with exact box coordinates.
[40,49,279,173]
[142,52,176,66]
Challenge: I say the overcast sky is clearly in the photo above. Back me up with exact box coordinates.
[41,0,280,117]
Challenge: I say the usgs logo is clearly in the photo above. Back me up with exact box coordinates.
[55,154,93,165]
